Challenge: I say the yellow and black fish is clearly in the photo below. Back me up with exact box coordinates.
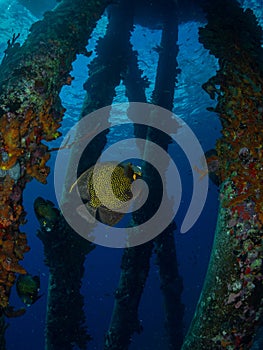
[16,274,41,307]
[70,162,142,226]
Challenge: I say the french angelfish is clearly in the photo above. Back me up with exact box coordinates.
[69,162,142,226]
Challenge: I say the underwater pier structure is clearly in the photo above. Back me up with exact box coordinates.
[182,0,263,349]
[0,0,111,346]
[102,1,184,350]
[0,0,262,349]
[34,197,94,350]
[58,1,184,349]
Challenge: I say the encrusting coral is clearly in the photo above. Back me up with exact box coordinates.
[0,0,111,310]
[182,1,263,349]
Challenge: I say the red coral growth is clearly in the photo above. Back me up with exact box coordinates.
[0,176,30,307]
[212,53,263,349]
[231,204,251,221]
[0,86,64,308]
[199,4,263,346]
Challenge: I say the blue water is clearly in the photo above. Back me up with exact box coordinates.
[0,1,262,349]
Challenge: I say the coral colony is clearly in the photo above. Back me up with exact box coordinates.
[0,0,110,308]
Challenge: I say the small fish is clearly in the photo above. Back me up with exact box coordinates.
[205,149,221,186]
[70,161,142,226]
[194,149,220,186]
[16,274,41,307]
[34,197,60,231]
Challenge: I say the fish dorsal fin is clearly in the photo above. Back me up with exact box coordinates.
[69,178,79,193]
[69,166,94,193]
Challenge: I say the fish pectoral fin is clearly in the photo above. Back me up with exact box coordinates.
[76,204,96,224]
[98,206,125,227]
[124,190,133,199]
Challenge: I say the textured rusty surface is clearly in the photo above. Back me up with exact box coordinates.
[0,0,110,309]
[182,1,263,349]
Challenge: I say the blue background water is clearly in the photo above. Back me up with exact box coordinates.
[0,1,262,349]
